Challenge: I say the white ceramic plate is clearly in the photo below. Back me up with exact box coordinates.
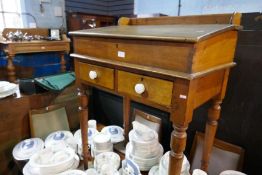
[126,142,163,171]
[129,130,158,146]
[0,83,18,99]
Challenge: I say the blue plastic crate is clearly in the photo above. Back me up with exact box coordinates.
[0,52,71,78]
[34,63,61,77]
[0,56,7,66]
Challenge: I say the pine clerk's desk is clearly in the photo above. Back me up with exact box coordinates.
[70,13,241,174]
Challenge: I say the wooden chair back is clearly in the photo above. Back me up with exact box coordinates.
[29,104,70,139]
[189,132,245,174]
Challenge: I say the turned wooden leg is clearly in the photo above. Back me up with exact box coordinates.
[7,54,16,82]
[201,99,222,171]
[78,87,89,169]
[60,52,66,72]
[123,96,131,143]
[169,123,188,175]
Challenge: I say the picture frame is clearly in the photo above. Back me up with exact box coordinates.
[49,29,60,40]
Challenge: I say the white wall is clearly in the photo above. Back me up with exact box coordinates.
[21,0,66,29]
[134,0,262,16]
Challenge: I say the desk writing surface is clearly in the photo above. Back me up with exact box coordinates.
[69,24,239,42]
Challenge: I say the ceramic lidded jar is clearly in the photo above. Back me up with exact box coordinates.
[45,130,77,152]
[12,138,44,171]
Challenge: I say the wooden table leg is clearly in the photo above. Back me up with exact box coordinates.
[169,123,188,175]
[60,52,66,72]
[78,87,89,169]
[201,99,222,171]
[7,54,16,82]
[123,96,131,143]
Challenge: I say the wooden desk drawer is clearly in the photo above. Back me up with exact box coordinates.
[13,42,69,54]
[79,63,114,90]
[117,71,173,106]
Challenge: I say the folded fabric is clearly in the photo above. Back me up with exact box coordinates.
[35,72,75,92]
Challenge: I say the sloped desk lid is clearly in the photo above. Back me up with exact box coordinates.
[69,24,240,43]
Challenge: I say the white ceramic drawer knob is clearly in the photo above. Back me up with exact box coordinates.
[134,83,145,94]
[89,70,97,80]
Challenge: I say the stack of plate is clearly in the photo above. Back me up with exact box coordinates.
[74,128,98,156]
[23,148,79,175]
[45,131,77,152]
[101,125,124,144]
[149,151,190,175]
[94,152,120,175]
[12,138,44,170]
[0,81,18,99]
[126,122,163,171]
[91,133,113,157]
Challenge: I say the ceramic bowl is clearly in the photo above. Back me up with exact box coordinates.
[23,153,79,175]
[74,128,99,145]
[94,152,120,172]
[101,125,125,144]
[58,169,86,175]
[121,159,141,175]
[92,133,112,150]
[74,128,98,156]
[219,170,247,175]
[45,131,77,152]
[27,148,78,174]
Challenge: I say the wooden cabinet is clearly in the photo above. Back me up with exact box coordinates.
[70,13,241,174]
[67,12,116,31]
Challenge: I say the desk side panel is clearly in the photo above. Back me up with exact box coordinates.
[192,31,238,73]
